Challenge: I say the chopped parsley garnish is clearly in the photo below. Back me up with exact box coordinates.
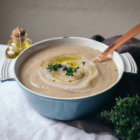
[115,69,118,71]
[80,72,83,74]
[47,63,80,76]
[82,61,85,65]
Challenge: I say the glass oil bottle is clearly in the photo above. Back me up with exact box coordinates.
[6,27,32,59]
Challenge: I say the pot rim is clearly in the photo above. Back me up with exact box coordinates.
[14,36,124,101]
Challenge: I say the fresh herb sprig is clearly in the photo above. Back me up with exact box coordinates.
[73,66,79,72]
[47,63,80,76]
[47,63,63,72]
[100,95,140,140]
[47,64,53,72]
[82,61,85,65]
[63,66,79,76]
[63,67,73,76]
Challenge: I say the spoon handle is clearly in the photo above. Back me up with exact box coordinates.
[97,23,140,62]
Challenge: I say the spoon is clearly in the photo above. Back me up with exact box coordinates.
[97,23,140,62]
[17,26,22,50]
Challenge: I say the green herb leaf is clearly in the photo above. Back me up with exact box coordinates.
[47,63,80,77]
[100,95,140,139]
[82,61,85,65]
[73,66,79,72]
[47,64,53,72]
[47,63,63,72]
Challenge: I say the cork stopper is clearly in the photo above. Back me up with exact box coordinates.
[11,28,26,43]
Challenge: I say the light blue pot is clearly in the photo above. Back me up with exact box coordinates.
[1,37,137,120]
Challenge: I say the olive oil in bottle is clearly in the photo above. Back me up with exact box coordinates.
[6,27,32,59]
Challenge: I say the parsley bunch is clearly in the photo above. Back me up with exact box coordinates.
[100,95,140,140]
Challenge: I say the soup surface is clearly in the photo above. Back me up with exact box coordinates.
[19,44,118,98]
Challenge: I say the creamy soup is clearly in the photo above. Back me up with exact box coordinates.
[19,44,118,98]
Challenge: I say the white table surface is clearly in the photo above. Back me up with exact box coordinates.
[0,44,118,140]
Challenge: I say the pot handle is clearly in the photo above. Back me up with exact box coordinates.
[0,59,16,82]
[120,52,138,74]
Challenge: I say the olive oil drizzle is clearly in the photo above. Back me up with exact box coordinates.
[40,54,94,83]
